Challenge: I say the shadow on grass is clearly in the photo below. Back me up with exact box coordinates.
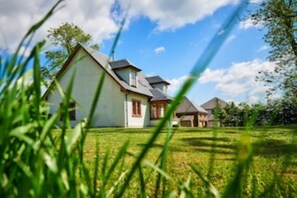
[182,137,236,156]
[254,139,297,157]
[137,143,184,152]
[181,136,297,158]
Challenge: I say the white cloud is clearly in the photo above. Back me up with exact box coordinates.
[198,59,276,103]
[249,0,262,3]
[0,0,119,52]
[226,34,236,43]
[1,0,240,52]
[257,45,269,52]
[167,75,189,95]
[239,18,262,30]
[120,0,239,31]
[154,46,165,54]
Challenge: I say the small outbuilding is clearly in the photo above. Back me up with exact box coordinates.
[176,97,208,127]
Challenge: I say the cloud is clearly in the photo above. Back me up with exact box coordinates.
[0,0,119,52]
[226,34,236,43]
[198,59,276,103]
[1,0,240,52]
[257,45,269,52]
[167,75,189,95]
[120,0,239,31]
[239,18,262,30]
[249,0,263,3]
[153,46,165,54]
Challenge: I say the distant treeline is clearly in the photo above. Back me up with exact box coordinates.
[214,96,297,127]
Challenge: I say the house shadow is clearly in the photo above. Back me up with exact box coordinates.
[181,137,236,156]
[253,139,297,157]
[137,143,184,152]
[181,136,297,159]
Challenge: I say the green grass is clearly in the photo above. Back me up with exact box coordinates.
[2,0,297,197]
[67,126,296,197]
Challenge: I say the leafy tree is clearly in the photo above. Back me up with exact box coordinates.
[251,0,297,97]
[42,22,99,85]
[223,102,240,127]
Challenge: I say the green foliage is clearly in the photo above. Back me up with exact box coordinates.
[251,0,297,97]
[219,98,297,127]
[42,22,99,85]
[1,0,296,197]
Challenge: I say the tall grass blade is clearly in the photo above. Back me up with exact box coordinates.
[138,166,147,198]
[191,165,220,198]
[117,1,247,196]
[99,141,129,197]
[86,11,128,129]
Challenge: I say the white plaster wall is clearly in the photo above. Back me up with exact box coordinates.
[47,49,126,127]
[115,69,130,84]
[126,93,150,128]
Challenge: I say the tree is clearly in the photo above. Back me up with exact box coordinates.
[251,0,297,98]
[42,22,99,85]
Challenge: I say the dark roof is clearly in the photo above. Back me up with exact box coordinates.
[146,76,170,85]
[201,97,227,110]
[176,97,208,114]
[150,88,172,101]
[43,44,152,98]
[109,59,141,71]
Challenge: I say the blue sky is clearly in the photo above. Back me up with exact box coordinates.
[0,0,275,105]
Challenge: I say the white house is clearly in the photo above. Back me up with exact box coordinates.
[44,44,172,128]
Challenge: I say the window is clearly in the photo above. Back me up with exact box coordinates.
[132,99,141,117]
[150,102,166,119]
[130,70,137,87]
[60,102,76,121]
[151,104,157,119]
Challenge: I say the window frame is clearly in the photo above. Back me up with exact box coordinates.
[130,70,137,87]
[132,99,142,117]
[150,102,166,120]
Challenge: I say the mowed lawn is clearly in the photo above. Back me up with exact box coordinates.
[78,126,297,196]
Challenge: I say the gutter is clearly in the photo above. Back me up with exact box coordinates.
[125,93,129,127]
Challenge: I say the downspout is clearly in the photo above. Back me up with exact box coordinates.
[125,93,129,128]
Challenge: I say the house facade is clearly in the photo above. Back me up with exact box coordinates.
[176,97,208,127]
[44,44,171,128]
[201,97,227,127]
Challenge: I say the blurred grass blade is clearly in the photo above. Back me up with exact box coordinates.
[99,141,129,197]
[66,120,86,154]
[144,160,171,181]
[138,166,147,198]
[86,11,128,128]
[117,1,247,196]
[191,165,220,198]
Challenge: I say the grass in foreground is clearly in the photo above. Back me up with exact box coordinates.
[74,127,296,197]
[1,0,296,197]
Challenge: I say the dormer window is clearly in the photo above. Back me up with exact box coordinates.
[109,59,141,87]
[145,76,170,94]
[130,70,137,87]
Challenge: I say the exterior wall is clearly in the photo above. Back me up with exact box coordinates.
[198,113,208,127]
[126,93,150,128]
[114,69,130,84]
[176,112,208,128]
[47,49,126,127]
[115,68,138,87]
[180,120,193,127]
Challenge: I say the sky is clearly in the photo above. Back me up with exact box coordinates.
[0,0,275,105]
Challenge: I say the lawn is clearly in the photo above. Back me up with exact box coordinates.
[78,126,297,197]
